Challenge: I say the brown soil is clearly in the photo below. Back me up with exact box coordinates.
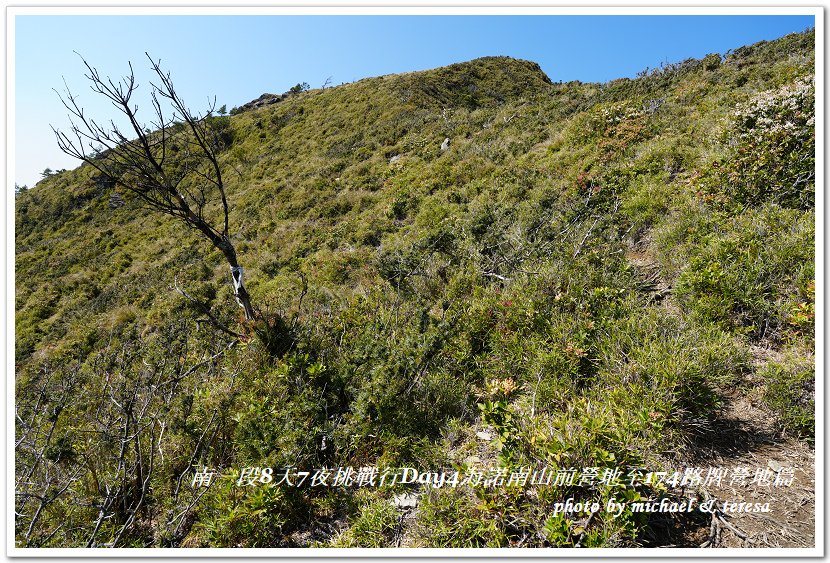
[675,387,815,548]
[626,242,816,549]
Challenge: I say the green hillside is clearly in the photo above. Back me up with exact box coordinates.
[15,31,815,548]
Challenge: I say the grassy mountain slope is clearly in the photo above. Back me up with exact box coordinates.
[15,31,815,548]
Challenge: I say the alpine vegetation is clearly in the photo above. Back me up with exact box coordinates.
[16,30,815,548]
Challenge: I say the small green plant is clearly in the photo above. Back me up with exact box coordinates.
[193,474,295,547]
[760,360,814,441]
[410,488,508,547]
[478,399,518,454]
[329,493,400,547]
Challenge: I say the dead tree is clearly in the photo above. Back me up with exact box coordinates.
[53,53,256,324]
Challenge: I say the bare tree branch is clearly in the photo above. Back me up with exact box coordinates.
[52,53,258,323]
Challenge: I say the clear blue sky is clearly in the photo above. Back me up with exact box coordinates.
[14,13,816,189]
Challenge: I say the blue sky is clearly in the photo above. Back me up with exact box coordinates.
[14,13,816,189]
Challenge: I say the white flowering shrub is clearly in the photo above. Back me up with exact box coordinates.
[701,76,814,209]
[733,77,814,140]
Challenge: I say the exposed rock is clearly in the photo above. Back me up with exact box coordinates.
[93,174,115,190]
[392,493,419,509]
[440,137,450,151]
[108,192,125,209]
[233,92,288,114]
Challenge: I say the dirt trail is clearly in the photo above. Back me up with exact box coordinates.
[627,245,816,549]
[677,382,815,548]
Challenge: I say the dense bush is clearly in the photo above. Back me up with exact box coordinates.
[697,76,814,209]
[673,204,814,338]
